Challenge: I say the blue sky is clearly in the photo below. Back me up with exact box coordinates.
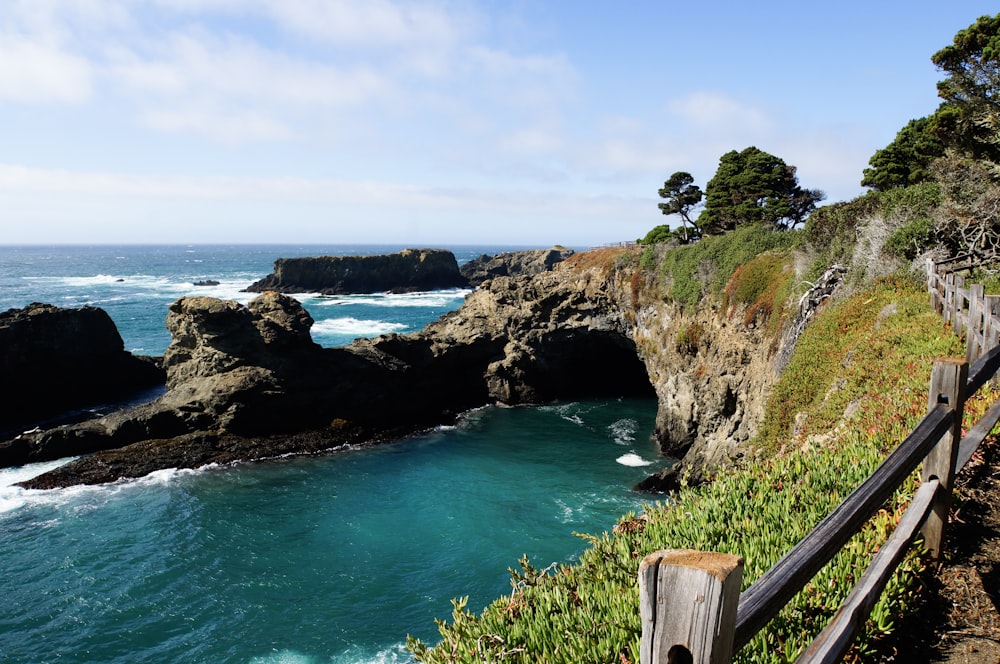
[1,1,997,247]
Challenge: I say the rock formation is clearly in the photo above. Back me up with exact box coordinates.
[459,246,575,286]
[0,303,165,438]
[9,268,653,487]
[244,248,468,294]
[8,247,835,492]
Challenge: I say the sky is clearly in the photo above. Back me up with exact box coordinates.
[1,1,998,247]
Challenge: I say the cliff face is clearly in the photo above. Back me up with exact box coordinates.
[9,247,834,491]
[245,248,468,294]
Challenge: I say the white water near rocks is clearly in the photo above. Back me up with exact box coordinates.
[0,245,668,663]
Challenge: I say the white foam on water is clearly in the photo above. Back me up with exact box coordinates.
[608,418,638,445]
[310,289,471,308]
[0,457,78,514]
[248,649,318,664]
[0,461,218,516]
[330,643,414,664]
[616,453,653,467]
[0,458,76,489]
[312,317,409,336]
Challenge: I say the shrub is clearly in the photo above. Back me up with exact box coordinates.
[884,216,935,259]
[675,322,704,354]
[655,224,802,309]
[723,252,795,328]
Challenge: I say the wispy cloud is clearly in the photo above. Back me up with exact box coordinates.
[0,35,93,103]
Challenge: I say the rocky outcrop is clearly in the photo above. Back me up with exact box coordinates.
[459,247,575,286]
[10,267,654,487]
[0,303,165,438]
[9,247,832,492]
[244,248,468,294]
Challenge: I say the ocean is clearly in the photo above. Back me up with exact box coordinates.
[0,245,666,663]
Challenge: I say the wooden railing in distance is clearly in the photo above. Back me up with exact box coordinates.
[638,262,1000,664]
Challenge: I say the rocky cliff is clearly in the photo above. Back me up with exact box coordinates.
[244,248,467,294]
[0,303,165,438]
[9,246,835,491]
[459,246,575,286]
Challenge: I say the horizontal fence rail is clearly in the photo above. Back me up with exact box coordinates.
[639,260,1000,664]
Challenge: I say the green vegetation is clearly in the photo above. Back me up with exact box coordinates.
[408,275,981,663]
[723,252,795,330]
[644,149,822,245]
[861,117,946,191]
[643,223,801,309]
[674,321,704,355]
[406,13,1000,664]
[698,147,824,235]
[657,171,703,244]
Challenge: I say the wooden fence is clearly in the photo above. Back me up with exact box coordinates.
[639,260,1000,664]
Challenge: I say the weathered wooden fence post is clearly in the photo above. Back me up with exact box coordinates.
[921,359,968,558]
[966,284,985,363]
[944,273,957,328]
[927,260,943,314]
[639,549,744,664]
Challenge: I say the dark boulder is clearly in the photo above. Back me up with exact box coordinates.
[0,303,165,438]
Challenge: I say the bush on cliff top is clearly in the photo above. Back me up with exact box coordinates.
[644,224,802,309]
[409,277,990,663]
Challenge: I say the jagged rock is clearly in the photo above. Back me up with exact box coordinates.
[0,303,165,438]
[244,248,468,294]
[459,247,575,286]
[10,248,832,493]
[10,267,655,487]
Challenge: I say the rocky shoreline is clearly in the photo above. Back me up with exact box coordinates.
[2,246,833,493]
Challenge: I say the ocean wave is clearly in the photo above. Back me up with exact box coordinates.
[616,453,653,467]
[310,289,471,308]
[312,318,409,336]
[22,274,258,306]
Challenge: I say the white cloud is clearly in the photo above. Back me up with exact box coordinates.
[264,0,465,48]
[0,35,92,103]
[0,163,648,222]
[666,91,774,133]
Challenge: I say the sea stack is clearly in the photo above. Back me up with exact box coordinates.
[244,248,469,295]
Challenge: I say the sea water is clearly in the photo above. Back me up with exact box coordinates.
[0,245,667,663]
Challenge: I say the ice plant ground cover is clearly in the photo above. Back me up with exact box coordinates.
[408,275,996,664]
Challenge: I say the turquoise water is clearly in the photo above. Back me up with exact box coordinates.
[0,400,663,663]
[0,245,667,663]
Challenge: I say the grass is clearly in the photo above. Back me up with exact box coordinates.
[407,267,993,664]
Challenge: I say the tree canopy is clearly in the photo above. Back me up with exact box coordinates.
[932,13,1000,163]
[698,147,824,234]
[864,13,1000,191]
[861,116,946,191]
[657,171,703,243]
